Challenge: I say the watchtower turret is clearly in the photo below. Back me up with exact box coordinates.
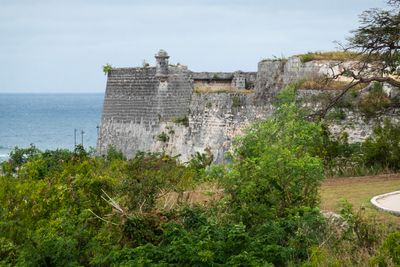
[155,49,169,80]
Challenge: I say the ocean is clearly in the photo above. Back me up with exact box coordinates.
[0,93,104,161]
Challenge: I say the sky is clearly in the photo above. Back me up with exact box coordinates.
[0,0,389,93]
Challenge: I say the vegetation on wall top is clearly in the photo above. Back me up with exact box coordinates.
[298,51,363,63]
[102,63,113,75]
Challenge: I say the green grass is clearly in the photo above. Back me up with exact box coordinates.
[320,174,400,224]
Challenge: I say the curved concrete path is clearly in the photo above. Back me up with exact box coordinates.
[371,191,400,216]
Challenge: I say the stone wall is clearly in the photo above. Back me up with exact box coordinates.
[255,57,347,100]
[97,65,192,157]
[97,52,395,162]
[297,89,400,143]
[143,92,273,163]
[191,71,257,90]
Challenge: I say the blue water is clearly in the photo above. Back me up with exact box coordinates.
[0,94,104,161]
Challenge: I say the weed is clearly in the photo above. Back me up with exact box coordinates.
[212,73,220,79]
[327,108,346,121]
[173,116,189,127]
[157,132,169,142]
[231,96,241,108]
[102,63,112,75]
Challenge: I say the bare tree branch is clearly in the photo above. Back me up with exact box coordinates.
[318,1,400,118]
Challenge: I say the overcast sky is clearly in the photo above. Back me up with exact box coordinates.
[0,0,389,93]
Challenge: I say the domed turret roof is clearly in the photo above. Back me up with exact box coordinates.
[155,49,169,58]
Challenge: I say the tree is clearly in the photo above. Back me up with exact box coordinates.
[321,0,400,116]
[226,85,325,225]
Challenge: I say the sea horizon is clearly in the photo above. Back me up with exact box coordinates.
[0,93,104,161]
[0,92,104,95]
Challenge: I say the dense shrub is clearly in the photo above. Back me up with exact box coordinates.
[362,118,400,171]
[1,85,399,265]
[319,118,400,176]
[371,231,400,266]
[227,85,325,223]
[106,145,126,161]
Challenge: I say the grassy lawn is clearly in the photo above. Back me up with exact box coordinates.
[320,174,400,224]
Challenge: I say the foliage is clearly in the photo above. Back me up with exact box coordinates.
[106,145,126,161]
[304,200,390,266]
[2,144,41,173]
[2,84,400,265]
[212,73,220,79]
[316,1,399,117]
[326,108,346,121]
[188,148,214,174]
[371,231,400,266]
[318,122,400,177]
[172,116,189,127]
[156,131,169,142]
[226,85,325,226]
[362,118,400,171]
[0,148,199,266]
[102,63,113,75]
[118,152,195,212]
[347,0,400,75]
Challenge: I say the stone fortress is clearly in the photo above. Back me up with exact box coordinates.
[97,49,397,162]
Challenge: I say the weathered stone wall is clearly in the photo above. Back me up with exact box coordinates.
[255,60,285,100]
[191,71,257,90]
[328,109,400,143]
[297,89,400,143]
[255,57,346,99]
[145,92,273,163]
[97,65,192,157]
[193,80,232,89]
[98,53,395,162]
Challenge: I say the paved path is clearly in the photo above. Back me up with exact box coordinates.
[371,191,400,215]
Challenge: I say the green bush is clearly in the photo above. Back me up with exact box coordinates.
[106,145,125,161]
[358,82,391,117]
[102,63,112,75]
[3,84,398,265]
[362,119,400,171]
[371,231,400,266]
[227,85,324,221]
